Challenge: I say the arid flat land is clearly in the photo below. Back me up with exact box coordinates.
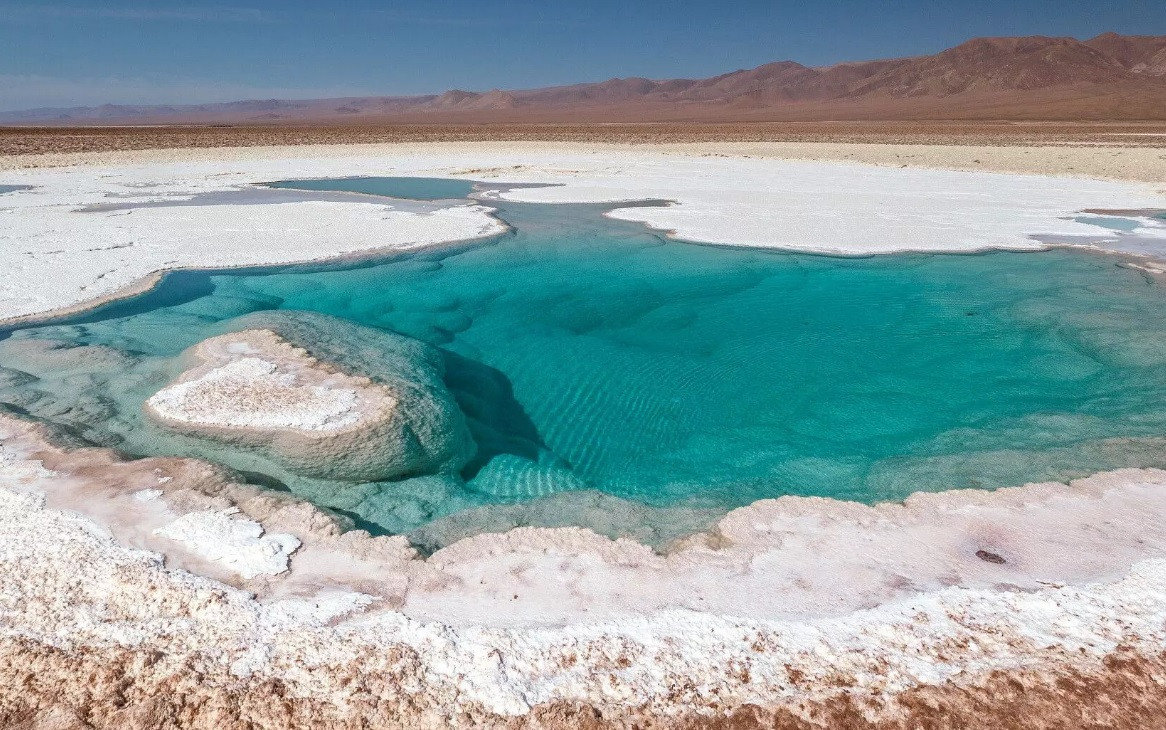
[4,120,1166,157]
[5,122,1166,184]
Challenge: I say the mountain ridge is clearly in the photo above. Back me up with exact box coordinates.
[4,32,1165,124]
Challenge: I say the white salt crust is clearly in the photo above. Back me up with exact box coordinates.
[2,150,1165,322]
[144,330,400,438]
[153,508,300,580]
[148,357,363,432]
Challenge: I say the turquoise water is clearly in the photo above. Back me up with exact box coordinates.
[6,177,1166,544]
[1074,215,1144,232]
[267,176,476,200]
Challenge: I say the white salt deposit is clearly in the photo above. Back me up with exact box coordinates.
[482,154,1166,254]
[147,357,362,432]
[0,164,505,322]
[3,415,1166,720]
[153,508,300,579]
[1,150,1164,322]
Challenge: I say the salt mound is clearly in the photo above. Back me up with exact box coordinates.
[145,311,473,482]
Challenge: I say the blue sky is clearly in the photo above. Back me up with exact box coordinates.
[2,0,1165,110]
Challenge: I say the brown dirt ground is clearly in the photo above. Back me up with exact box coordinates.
[4,121,1166,157]
[4,636,1166,730]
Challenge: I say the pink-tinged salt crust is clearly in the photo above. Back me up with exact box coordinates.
[4,410,1166,726]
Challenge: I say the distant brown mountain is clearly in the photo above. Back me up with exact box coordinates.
[4,32,1165,124]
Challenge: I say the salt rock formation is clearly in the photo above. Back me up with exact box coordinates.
[145,311,473,482]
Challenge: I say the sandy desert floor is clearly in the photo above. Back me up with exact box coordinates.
[4,122,1166,183]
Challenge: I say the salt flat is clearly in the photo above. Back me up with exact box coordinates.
[1,145,1164,323]
[4,144,1166,726]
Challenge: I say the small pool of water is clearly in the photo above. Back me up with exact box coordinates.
[0,185,32,195]
[1074,215,1145,232]
[266,176,477,200]
[6,177,1166,546]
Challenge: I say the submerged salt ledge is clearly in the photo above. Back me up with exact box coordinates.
[140,316,473,484]
[143,328,408,479]
[2,151,1165,322]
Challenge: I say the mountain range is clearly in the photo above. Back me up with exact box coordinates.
[4,32,1165,124]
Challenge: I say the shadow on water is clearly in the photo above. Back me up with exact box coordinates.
[0,269,222,342]
[0,231,527,343]
[233,469,292,493]
[442,350,564,481]
[330,505,395,537]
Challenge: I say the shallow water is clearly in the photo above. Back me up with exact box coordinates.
[0,185,32,194]
[1074,215,1145,232]
[267,176,476,200]
[6,178,1166,545]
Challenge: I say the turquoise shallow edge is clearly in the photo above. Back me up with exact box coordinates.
[4,177,1166,545]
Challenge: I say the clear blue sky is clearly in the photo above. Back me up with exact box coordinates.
[2,0,1164,110]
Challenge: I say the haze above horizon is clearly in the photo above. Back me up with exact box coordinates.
[2,0,1166,111]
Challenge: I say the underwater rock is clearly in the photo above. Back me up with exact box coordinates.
[144,311,473,482]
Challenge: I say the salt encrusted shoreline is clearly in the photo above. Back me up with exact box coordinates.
[4,412,1166,727]
[5,139,1166,183]
[0,164,507,324]
[4,147,1166,726]
[1,148,1165,323]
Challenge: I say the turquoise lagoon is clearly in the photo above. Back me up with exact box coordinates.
[267,176,476,200]
[5,177,1166,545]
